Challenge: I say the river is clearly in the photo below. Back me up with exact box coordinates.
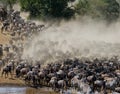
[0,87,58,94]
[0,87,26,94]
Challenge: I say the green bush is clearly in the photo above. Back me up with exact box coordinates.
[75,0,120,21]
[19,0,75,19]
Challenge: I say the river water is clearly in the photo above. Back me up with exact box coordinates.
[0,87,26,94]
[0,87,57,94]
[0,87,120,94]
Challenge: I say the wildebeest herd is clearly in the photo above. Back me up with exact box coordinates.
[1,6,120,94]
[0,6,45,40]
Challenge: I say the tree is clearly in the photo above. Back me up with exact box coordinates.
[75,0,90,15]
[75,0,120,21]
[0,0,17,9]
[19,0,75,19]
[104,0,120,21]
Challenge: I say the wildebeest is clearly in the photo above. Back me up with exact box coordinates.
[2,65,12,78]
[0,7,7,21]
[49,77,58,91]
[1,7,120,94]
[0,44,3,59]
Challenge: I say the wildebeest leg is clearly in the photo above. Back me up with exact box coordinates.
[34,76,38,87]
[32,76,36,86]
[0,66,2,71]
[54,82,58,91]
[1,26,4,33]
[5,72,7,78]
[24,76,30,85]
[10,71,13,78]
[40,77,43,85]
[1,70,4,77]
[38,78,40,85]
[5,26,8,32]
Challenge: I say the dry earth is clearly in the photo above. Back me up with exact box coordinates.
[0,32,11,45]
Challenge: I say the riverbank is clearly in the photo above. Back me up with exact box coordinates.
[0,76,59,94]
[0,75,25,86]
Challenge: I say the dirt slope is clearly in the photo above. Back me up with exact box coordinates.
[0,31,11,45]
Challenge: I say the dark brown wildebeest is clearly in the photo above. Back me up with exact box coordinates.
[0,44,3,59]
[1,65,12,78]
[0,7,7,21]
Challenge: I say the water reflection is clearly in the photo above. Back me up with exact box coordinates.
[0,87,119,94]
[0,87,26,94]
[0,87,57,94]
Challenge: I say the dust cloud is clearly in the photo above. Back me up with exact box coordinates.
[21,17,120,64]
